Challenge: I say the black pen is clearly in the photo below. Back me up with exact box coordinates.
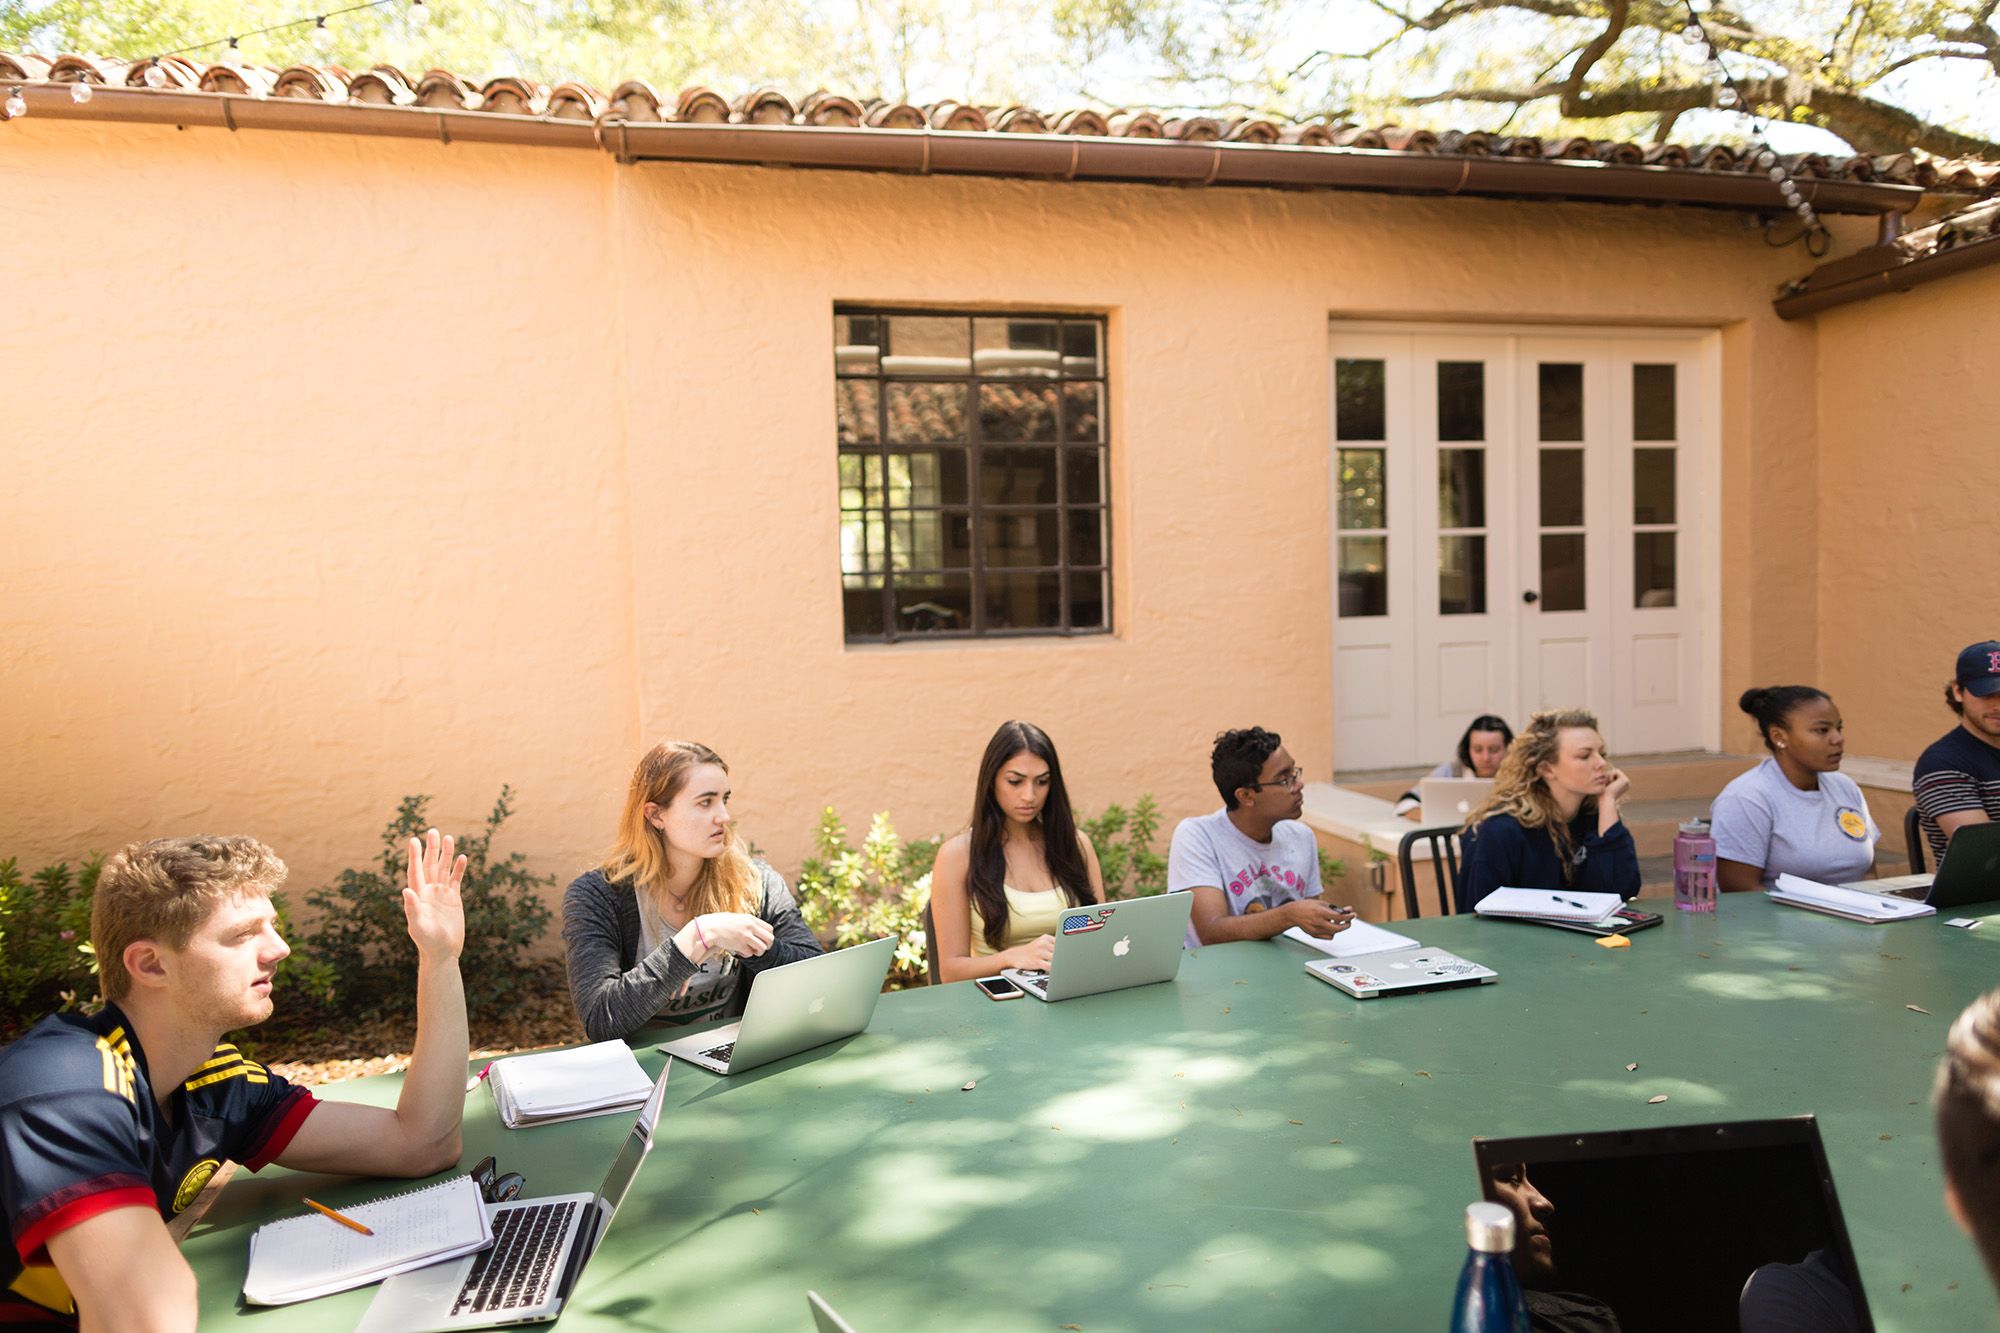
[1555,895,1589,909]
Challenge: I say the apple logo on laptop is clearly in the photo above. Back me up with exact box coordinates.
[1112,935,1131,957]
[808,996,825,1015]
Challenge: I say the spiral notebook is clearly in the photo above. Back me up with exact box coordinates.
[243,1174,492,1306]
[488,1040,654,1128]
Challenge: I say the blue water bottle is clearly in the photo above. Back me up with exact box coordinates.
[1450,1201,1529,1333]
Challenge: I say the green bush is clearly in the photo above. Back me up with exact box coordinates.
[300,788,553,1020]
[0,856,100,1036]
[1078,794,1167,899]
[794,808,939,988]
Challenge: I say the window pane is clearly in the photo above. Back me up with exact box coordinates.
[886,383,967,444]
[1438,449,1486,529]
[843,586,886,637]
[1633,363,1676,440]
[893,574,972,633]
[885,449,968,508]
[1538,362,1583,441]
[881,316,969,375]
[1540,449,1583,528]
[973,318,1062,377]
[1336,359,1386,441]
[1633,448,1676,525]
[835,314,881,374]
[1068,568,1107,630]
[983,510,1060,567]
[1437,361,1485,442]
[1062,383,1103,442]
[1061,322,1102,377]
[1540,534,1586,612]
[895,511,973,569]
[1068,507,1104,566]
[978,383,1059,442]
[1337,448,1385,530]
[836,381,879,444]
[1065,448,1103,506]
[985,570,1063,629]
[1339,536,1387,617]
[840,512,883,574]
[982,448,1058,504]
[1439,534,1488,615]
[1635,532,1677,607]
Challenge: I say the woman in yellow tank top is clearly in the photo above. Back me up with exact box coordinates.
[929,721,1105,983]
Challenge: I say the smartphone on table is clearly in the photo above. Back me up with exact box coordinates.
[976,976,1023,1001]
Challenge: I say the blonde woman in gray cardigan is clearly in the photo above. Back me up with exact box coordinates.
[562,741,822,1043]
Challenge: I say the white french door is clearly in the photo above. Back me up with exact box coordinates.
[1329,326,1715,770]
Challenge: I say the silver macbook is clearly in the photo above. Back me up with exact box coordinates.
[658,935,895,1075]
[808,1291,859,1332]
[1000,892,1193,1001]
[1304,945,1496,998]
[1420,776,1493,827]
[357,1061,672,1331]
[1842,818,2000,910]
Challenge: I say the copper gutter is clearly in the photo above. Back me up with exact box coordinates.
[1774,233,2000,318]
[19,82,1924,216]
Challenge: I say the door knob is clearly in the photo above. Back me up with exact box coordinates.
[1522,590,1540,604]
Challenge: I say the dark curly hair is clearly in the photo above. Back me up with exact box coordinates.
[1211,727,1283,810]
[1739,685,1831,751]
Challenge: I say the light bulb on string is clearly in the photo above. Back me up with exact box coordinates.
[70,80,92,104]
[409,0,430,29]
[312,17,336,54]
[1767,164,1786,182]
[5,86,25,118]
[1717,86,1740,109]
[144,61,167,88]
[1755,148,1776,169]
[1680,20,1705,47]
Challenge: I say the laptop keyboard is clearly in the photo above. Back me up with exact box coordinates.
[452,1199,578,1315]
[700,1041,735,1063]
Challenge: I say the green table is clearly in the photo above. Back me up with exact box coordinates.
[188,897,2000,1331]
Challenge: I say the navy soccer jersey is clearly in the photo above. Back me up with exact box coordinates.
[0,1004,317,1323]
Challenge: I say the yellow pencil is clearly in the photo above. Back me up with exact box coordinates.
[301,1197,374,1236]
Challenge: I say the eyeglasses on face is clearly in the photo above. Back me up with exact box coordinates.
[1243,766,1304,792]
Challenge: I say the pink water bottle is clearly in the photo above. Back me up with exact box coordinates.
[1674,819,1716,912]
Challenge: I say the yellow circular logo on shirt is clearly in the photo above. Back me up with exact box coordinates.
[174,1158,220,1213]
[1837,809,1868,841]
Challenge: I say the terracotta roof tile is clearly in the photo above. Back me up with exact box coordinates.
[608,79,661,121]
[413,68,474,110]
[47,54,115,85]
[1106,109,1164,138]
[1381,126,1438,153]
[0,51,51,80]
[800,90,863,127]
[926,101,986,132]
[1279,122,1334,147]
[994,105,1048,134]
[673,86,728,122]
[864,99,925,129]
[1438,129,1490,156]
[346,65,413,105]
[1052,108,1108,136]
[734,87,795,124]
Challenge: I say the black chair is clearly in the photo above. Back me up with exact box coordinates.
[1905,805,1930,876]
[1397,824,1465,918]
[920,899,941,985]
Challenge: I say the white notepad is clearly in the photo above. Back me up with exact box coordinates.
[489,1039,654,1128]
[243,1174,491,1306]
[1283,920,1420,958]
[1473,887,1625,922]
[1770,874,1937,923]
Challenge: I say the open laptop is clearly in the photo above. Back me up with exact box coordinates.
[1843,818,2000,910]
[808,1291,859,1332]
[1471,1116,1872,1333]
[1304,946,1497,998]
[357,1061,672,1332]
[1000,892,1193,1001]
[1420,776,1493,827]
[658,935,896,1075]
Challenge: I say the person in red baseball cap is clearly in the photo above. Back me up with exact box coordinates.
[1912,641,2000,865]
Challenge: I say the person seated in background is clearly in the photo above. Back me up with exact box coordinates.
[928,720,1104,983]
[1913,640,2000,867]
[0,831,470,1329]
[1458,709,1640,912]
[1935,985,2000,1303]
[1170,726,1352,946]
[1712,686,1878,893]
[563,741,821,1043]
[1394,714,1515,817]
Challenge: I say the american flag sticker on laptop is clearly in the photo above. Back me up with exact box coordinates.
[1061,912,1105,935]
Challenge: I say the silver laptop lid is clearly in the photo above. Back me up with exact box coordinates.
[717,936,896,1072]
[1039,892,1193,1000]
[1420,777,1493,826]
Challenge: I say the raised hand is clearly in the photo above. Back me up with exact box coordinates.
[402,827,467,961]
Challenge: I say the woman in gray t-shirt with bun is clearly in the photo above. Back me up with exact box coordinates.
[1712,686,1879,893]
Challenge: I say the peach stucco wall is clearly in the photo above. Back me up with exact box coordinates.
[1813,261,2000,763]
[4,116,1841,914]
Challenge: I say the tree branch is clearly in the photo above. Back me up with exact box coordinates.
[1558,0,1628,113]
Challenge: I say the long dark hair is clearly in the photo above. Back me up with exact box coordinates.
[967,720,1094,952]
[1457,714,1515,774]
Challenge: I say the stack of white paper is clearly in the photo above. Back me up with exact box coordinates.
[1473,888,1625,922]
[489,1040,654,1129]
[1282,920,1420,958]
[1770,873,1937,923]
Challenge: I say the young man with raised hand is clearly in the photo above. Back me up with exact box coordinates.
[0,830,469,1330]
[1913,640,2000,865]
[1169,726,1353,947]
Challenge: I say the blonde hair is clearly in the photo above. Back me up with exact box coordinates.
[602,741,759,917]
[93,836,287,1002]
[1938,988,2000,1290]
[1465,708,1605,878]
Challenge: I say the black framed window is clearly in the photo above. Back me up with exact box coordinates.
[835,309,1110,642]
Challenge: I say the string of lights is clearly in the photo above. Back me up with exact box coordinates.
[4,0,427,116]
[1676,0,1829,250]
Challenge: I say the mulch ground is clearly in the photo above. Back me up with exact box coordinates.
[247,961,587,1089]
